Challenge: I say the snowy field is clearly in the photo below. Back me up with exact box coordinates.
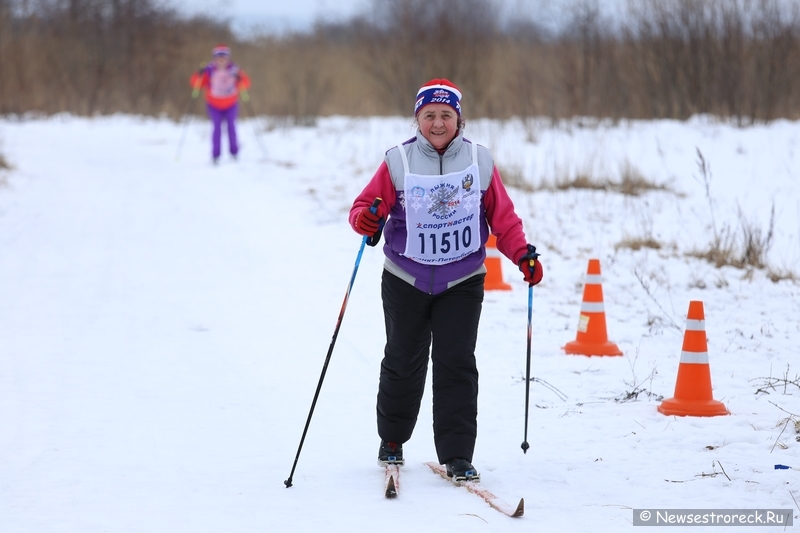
[1,114,799,532]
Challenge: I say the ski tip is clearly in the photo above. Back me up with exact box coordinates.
[385,475,398,499]
[513,497,525,518]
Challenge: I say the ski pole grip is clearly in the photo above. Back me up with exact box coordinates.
[367,197,383,247]
[369,197,382,214]
[526,244,540,268]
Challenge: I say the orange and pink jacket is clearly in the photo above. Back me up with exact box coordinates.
[190,62,251,110]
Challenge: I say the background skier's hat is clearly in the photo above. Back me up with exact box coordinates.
[212,44,231,57]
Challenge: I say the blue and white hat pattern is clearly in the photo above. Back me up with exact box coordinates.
[414,79,462,116]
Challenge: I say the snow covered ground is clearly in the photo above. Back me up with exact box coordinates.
[1,114,798,532]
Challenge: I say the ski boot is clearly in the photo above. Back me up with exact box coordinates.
[446,458,480,483]
[378,440,404,467]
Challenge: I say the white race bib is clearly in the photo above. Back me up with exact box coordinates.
[399,142,482,265]
[209,68,237,98]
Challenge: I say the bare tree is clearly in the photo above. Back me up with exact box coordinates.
[1,0,800,121]
[353,0,501,116]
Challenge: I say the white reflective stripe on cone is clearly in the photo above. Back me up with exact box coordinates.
[584,274,603,284]
[580,302,605,313]
[680,350,709,364]
[685,319,705,331]
[486,246,502,258]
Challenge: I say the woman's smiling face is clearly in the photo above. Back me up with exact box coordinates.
[417,104,459,151]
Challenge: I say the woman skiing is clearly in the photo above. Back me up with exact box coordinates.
[349,79,543,482]
[189,44,251,164]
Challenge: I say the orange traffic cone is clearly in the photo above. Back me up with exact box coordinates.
[563,259,622,356]
[658,301,729,417]
[484,234,512,291]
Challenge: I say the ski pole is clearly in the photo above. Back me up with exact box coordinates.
[239,89,268,158]
[521,245,539,454]
[284,198,383,488]
[175,97,194,161]
[176,76,203,161]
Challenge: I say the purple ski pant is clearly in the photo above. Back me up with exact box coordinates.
[206,103,239,159]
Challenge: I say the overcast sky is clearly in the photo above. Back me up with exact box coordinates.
[166,0,638,38]
[168,0,371,35]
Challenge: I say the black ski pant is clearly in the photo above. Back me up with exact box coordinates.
[377,270,484,464]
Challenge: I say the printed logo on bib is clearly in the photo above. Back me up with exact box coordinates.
[463,173,474,190]
[427,183,460,219]
[460,174,479,211]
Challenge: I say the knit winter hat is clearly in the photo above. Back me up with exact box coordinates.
[414,79,462,116]
[212,44,231,57]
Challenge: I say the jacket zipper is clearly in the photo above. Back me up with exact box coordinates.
[427,152,446,294]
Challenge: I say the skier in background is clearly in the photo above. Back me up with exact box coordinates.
[349,79,543,482]
[189,44,251,164]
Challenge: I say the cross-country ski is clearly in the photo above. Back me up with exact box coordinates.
[425,462,524,518]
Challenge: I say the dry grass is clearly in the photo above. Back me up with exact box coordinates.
[547,160,671,197]
[615,161,672,196]
[689,147,792,279]
[497,165,536,192]
[616,237,662,252]
[687,190,796,282]
[554,173,608,192]
[501,158,671,197]
[767,268,799,283]
[2,0,800,121]
[0,148,11,186]
[687,215,773,271]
